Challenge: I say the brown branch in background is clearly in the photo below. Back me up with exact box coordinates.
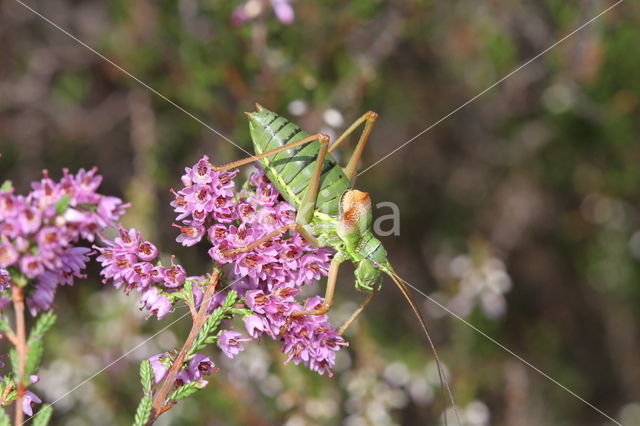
[12,285,27,426]
[146,272,220,425]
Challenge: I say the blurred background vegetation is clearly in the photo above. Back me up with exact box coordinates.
[1,0,640,424]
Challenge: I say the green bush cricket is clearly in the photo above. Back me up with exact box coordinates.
[211,104,459,424]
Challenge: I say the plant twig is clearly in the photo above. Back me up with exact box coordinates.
[146,272,220,425]
[12,285,27,426]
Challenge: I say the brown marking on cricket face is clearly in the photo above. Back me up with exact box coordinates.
[340,190,372,229]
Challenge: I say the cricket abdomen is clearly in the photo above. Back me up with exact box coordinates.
[248,107,351,218]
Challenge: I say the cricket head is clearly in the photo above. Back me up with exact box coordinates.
[338,190,384,291]
[354,258,382,291]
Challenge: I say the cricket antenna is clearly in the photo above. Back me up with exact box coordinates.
[385,268,461,426]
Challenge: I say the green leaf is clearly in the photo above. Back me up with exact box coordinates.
[29,312,57,343]
[187,290,239,356]
[54,195,71,215]
[168,381,203,402]
[0,316,12,335]
[26,339,43,377]
[223,290,238,309]
[0,181,13,192]
[139,360,153,395]
[9,350,18,379]
[230,308,252,316]
[32,405,53,426]
[0,408,10,426]
[132,395,152,426]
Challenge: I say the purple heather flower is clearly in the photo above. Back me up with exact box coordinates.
[149,353,170,384]
[150,266,166,283]
[58,247,93,281]
[26,272,57,316]
[173,223,205,247]
[125,262,155,291]
[137,241,159,261]
[244,314,268,338]
[191,280,204,308]
[20,255,44,279]
[0,242,18,268]
[217,330,250,359]
[185,354,216,383]
[22,390,41,416]
[0,268,10,290]
[114,227,141,252]
[140,287,172,319]
[164,262,186,288]
[298,252,331,285]
[18,206,42,234]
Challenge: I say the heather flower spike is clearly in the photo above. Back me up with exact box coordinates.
[97,152,348,424]
[0,168,128,423]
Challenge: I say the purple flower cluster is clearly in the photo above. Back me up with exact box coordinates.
[0,169,127,315]
[94,226,192,320]
[99,155,347,376]
[171,156,346,375]
[244,293,348,376]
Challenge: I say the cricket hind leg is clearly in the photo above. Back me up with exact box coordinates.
[210,133,330,172]
[328,110,378,185]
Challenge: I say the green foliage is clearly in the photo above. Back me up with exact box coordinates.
[0,181,12,192]
[25,339,43,378]
[188,291,238,357]
[52,70,91,104]
[0,408,10,426]
[29,312,57,343]
[54,195,72,215]
[0,316,12,335]
[25,311,57,377]
[139,360,153,395]
[9,350,18,379]
[132,360,154,426]
[132,395,152,426]
[169,381,203,402]
[0,377,16,406]
[32,405,53,426]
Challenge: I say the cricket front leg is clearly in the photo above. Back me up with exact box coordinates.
[337,289,377,335]
[221,222,320,257]
[290,255,343,317]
